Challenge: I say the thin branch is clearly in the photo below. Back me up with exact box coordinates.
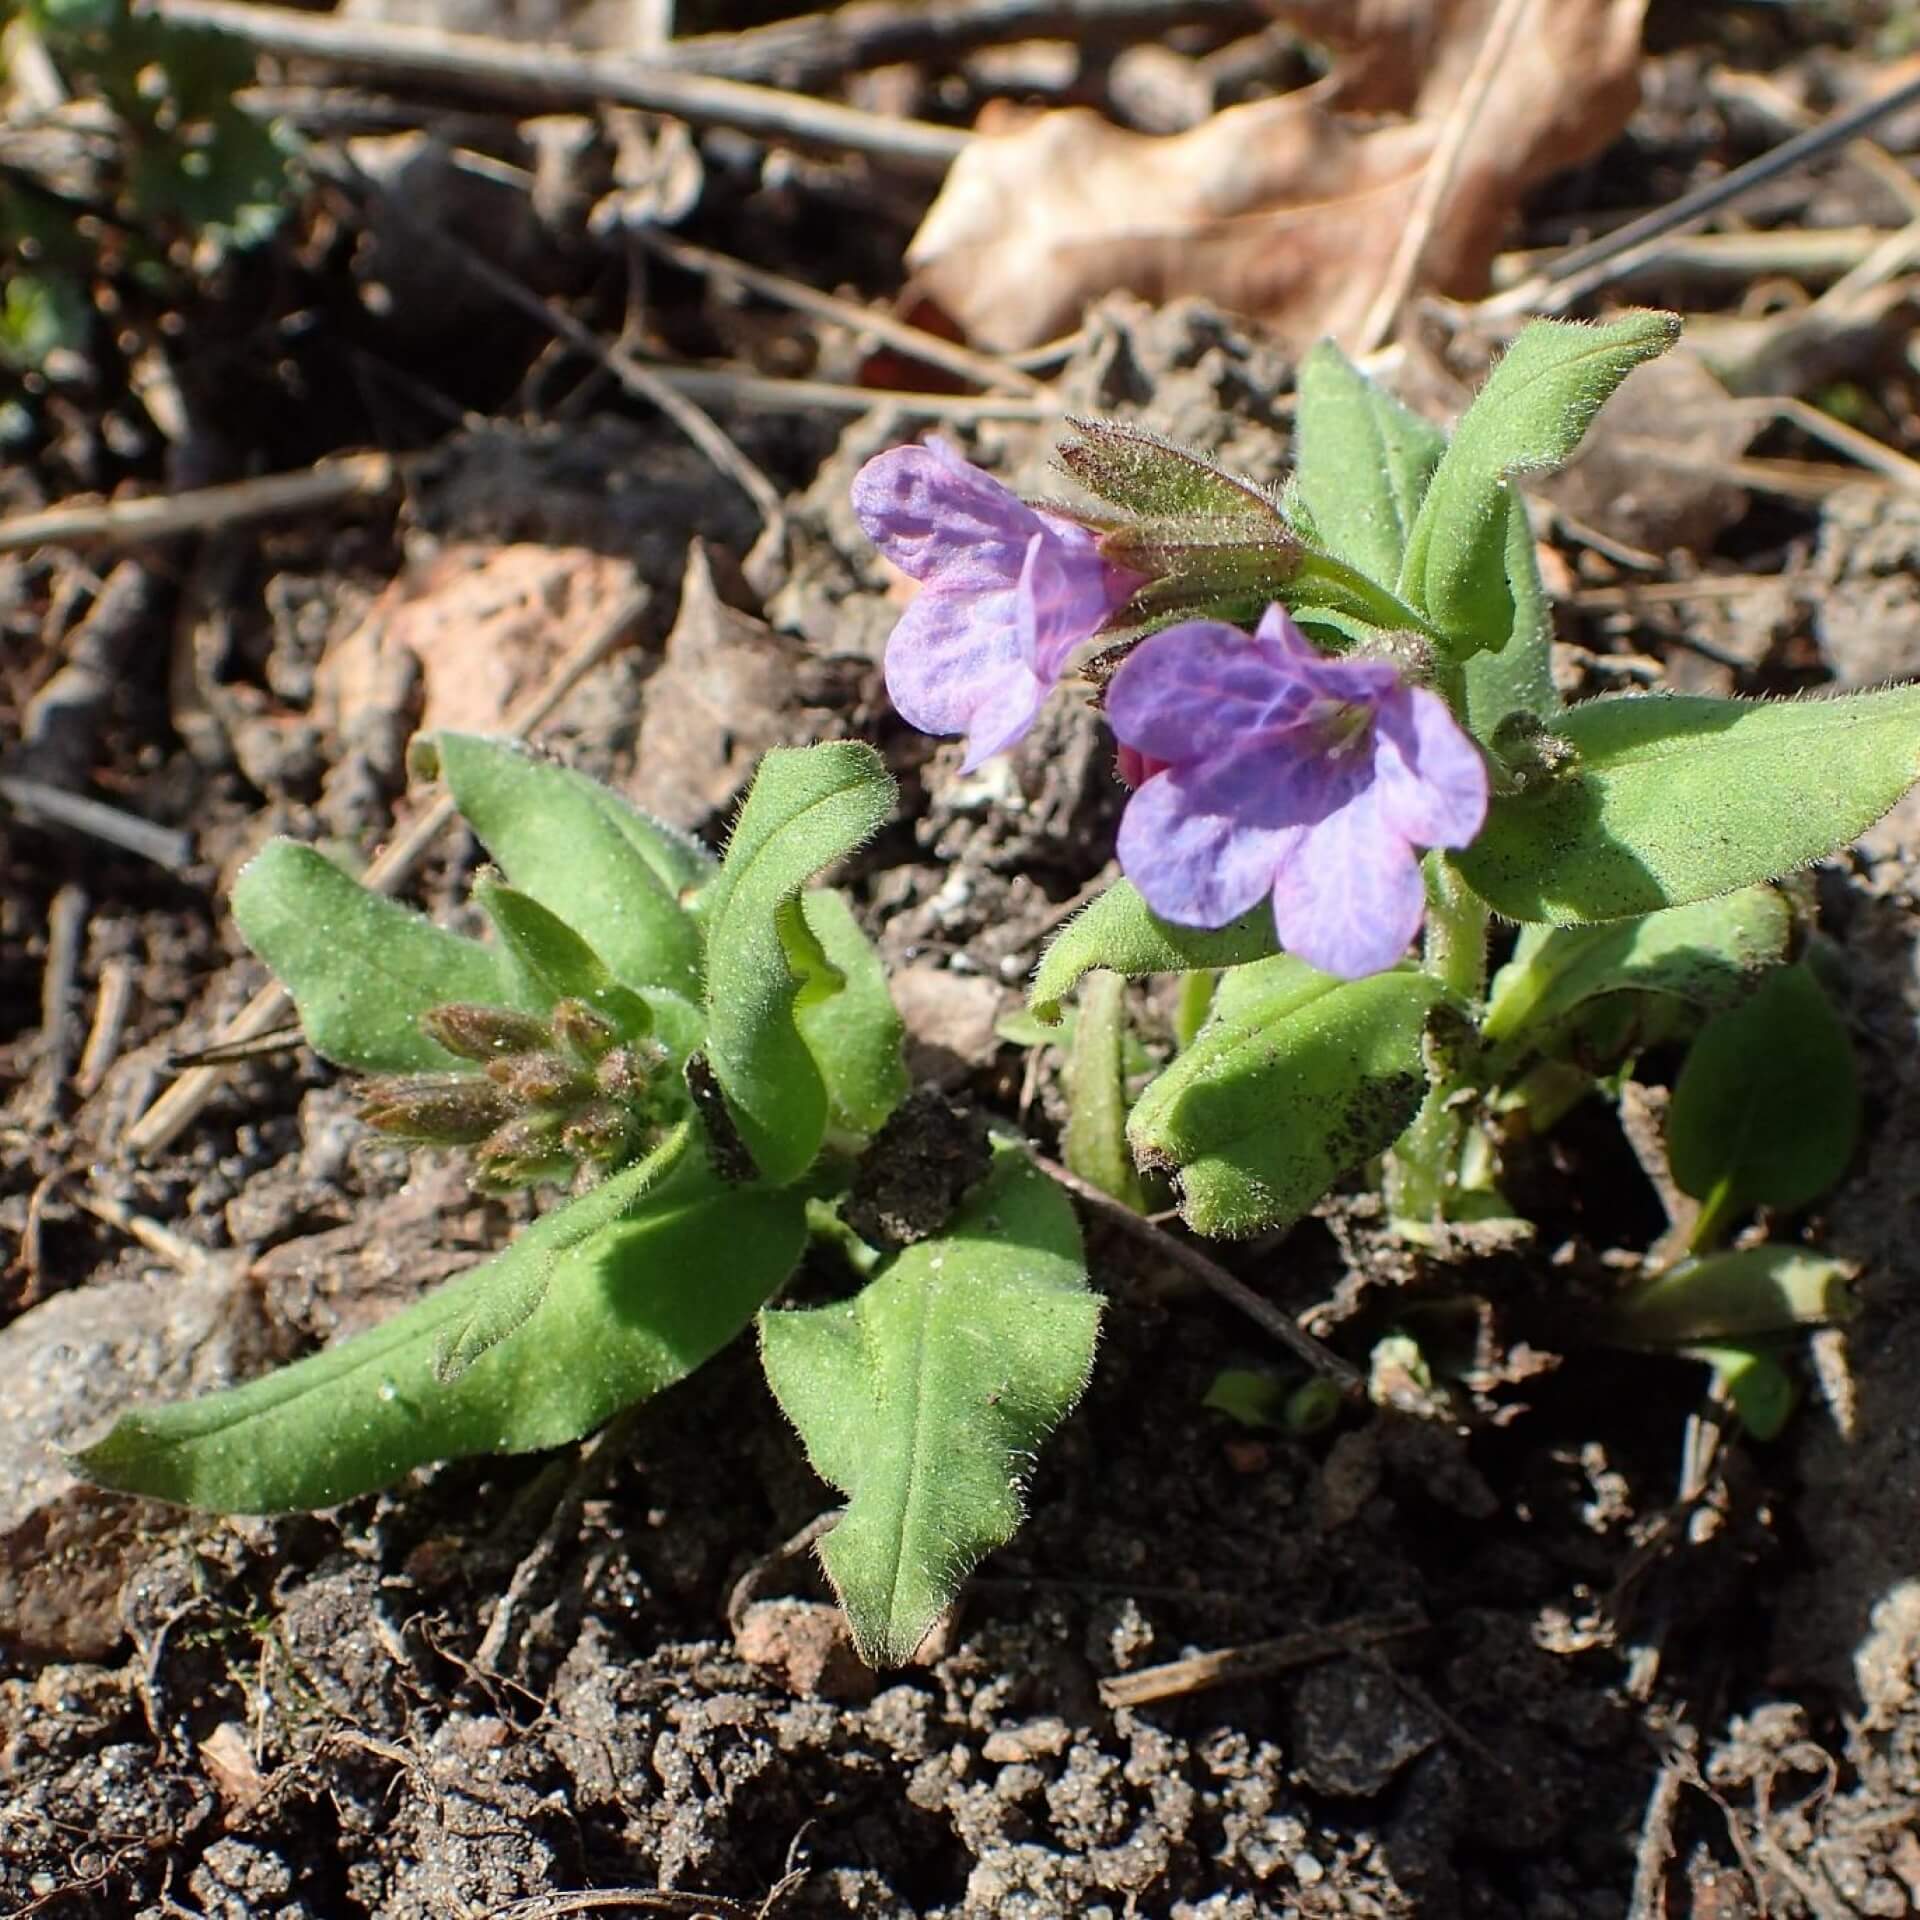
[0,769,194,870]
[635,228,1047,397]
[125,585,652,1158]
[1097,1608,1425,1709]
[1485,64,1920,317]
[1027,1149,1366,1399]
[141,0,969,168]
[0,450,403,554]
[659,0,1264,88]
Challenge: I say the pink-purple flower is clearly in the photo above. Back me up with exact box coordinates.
[852,439,1146,770]
[1107,607,1488,981]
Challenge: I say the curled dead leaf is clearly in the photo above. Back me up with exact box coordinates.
[908,0,1648,352]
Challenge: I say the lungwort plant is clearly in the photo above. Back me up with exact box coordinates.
[82,312,1910,1656]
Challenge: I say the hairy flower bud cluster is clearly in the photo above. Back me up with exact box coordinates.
[363,998,669,1194]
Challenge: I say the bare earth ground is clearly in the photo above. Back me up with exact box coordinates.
[6,20,1920,1920]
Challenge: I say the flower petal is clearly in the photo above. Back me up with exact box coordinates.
[852,440,1038,583]
[957,664,1049,772]
[1268,785,1428,979]
[1118,764,1303,929]
[1371,686,1489,849]
[1021,522,1144,681]
[1106,620,1320,764]
[883,583,1025,735]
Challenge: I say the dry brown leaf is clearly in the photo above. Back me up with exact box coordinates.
[315,543,638,745]
[907,0,1646,352]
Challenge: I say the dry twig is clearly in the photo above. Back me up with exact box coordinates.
[1098,1609,1425,1709]
[1027,1149,1366,1398]
[142,0,968,167]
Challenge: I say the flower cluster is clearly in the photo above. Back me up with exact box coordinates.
[853,439,1488,980]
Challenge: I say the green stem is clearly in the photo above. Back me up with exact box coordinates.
[1385,862,1490,1234]
[1291,551,1446,646]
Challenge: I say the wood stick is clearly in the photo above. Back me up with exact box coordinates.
[141,0,969,168]
[0,451,402,555]
[1098,1609,1425,1709]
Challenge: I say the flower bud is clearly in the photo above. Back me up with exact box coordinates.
[486,1050,591,1108]
[362,1073,512,1145]
[420,1002,554,1062]
[596,1042,667,1102]
[561,1100,634,1165]
[550,997,618,1062]
[472,1113,571,1192]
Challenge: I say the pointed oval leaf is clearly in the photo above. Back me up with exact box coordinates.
[1399,312,1680,656]
[436,733,705,996]
[1031,879,1279,1025]
[473,875,659,1041]
[1294,340,1445,587]
[1456,686,1920,924]
[701,743,896,1184]
[1605,1246,1855,1348]
[1481,885,1793,1067]
[1462,491,1558,739]
[1667,960,1859,1222]
[231,839,531,1073]
[792,889,909,1137]
[75,1159,806,1512]
[433,1120,697,1381]
[1128,970,1444,1236]
[759,1149,1096,1666]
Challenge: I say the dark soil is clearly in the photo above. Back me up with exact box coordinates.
[5,11,1920,1918]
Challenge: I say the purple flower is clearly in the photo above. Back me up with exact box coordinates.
[1107,606,1488,981]
[852,439,1146,770]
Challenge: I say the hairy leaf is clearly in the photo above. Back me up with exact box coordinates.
[1399,312,1680,655]
[473,875,659,1041]
[1456,686,1920,923]
[435,733,705,996]
[1031,879,1279,1024]
[1463,491,1558,738]
[1129,970,1443,1236]
[76,1159,805,1512]
[232,839,529,1074]
[702,744,896,1183]
[1293,341,1445,587]
[792,890,909,1136]
[759,1149,1097,1665]
[1481,886,1793,1070]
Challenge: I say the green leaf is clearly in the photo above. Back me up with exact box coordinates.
[1399,312,1680,655]
[759,1149,1097,1666]
[231,839,530,1073]
[1667,961,1859,1235]
[435,733,705,997]
[1202,1366,1286,1430]
[1463,492,1558,738]
[473,875,659,1041]
[702,744,895,1184]
[1062,971,1146,1208]
[1293,341,1445,587]
[1481,886,1793,1069]
[1128,970,1444,1236]
[1455,685,1920,923]
[1682,1343,1797,1441]
[1605,1245,1854,1348]
[75,1159,807,1512]
[433,1120,696,1381]
[1031,879,1279,1024]
[792,890,909,1137]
